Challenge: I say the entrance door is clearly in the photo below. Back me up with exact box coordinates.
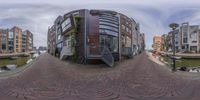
[88,34,99,55]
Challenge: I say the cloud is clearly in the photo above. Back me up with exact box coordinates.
[0,0,200,48]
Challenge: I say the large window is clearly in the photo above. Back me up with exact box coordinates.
[99,19,118,25]
[62,18,71,32]
[9,32,13,38]
[99,17,118,22]
[99,21,118,28]
[99,25,118,32]
[2,44,6,50]
[99,29,118,36]
[65,36,72,49]
[99,35,118,53]
[183,38,188,43]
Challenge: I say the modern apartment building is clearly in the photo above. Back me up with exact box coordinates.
[47,9,145,66]
[23,30,33,52]
[0,29,8,53]
[167,29,180,52]
[54,16,64,56]
[160,22,200,53]
[180,23,199,52]
[47,25,56,55]
[10,26,23,53]
[0,26,34,54]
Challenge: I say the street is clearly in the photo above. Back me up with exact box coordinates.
[0,53,200,100]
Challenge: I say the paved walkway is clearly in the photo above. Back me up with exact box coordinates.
[0,53,200,100]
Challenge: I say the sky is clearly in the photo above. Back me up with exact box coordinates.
[1,0,200,49]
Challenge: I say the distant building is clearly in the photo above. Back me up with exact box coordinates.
[54,16,64,57]
[161,34,168,52]
[152,36,161,52]
[160,22,200,53]
[140,33,145,52]
[180,23,199,53]
[38,46,47,54]
[33,47,37,51]
[47,25,56,55]
[0,26,34,54]
[22,30,33,52]
[38,46,47,51]
[167,29,180,52]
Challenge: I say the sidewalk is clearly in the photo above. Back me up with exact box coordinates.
[147,51,200,80]
[146,51,165,66]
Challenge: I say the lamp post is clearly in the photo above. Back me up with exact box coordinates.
[169,23,179,72]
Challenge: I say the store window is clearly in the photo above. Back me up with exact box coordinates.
[99,35,118,53]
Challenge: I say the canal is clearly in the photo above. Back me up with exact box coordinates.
[160,55,200,68]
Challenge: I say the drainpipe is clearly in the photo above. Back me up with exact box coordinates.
[84,10,88,63]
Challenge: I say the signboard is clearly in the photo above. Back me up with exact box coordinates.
[61,15,75,35]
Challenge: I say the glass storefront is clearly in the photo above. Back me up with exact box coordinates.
[99,35,118,53]
[98,13,119,54]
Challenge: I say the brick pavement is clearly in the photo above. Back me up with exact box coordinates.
[0,53,199,100]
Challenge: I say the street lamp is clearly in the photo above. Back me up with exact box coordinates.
[169,23,179,72]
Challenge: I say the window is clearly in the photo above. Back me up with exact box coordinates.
[2,44,6,50]
[99,19,118,25]
[122,24,125,30]
[99,21,119,28]
[9,32,13,38]
[65,36,71,48]
[99,35,118,53]
[9,41,13,45]
[57,34,61,40]
[62,18,71,32]
[126,21,129,25]
[99,25,118,32]
[8,47,13,51]
[125,36,131,47]
[57,43,62,49]
[73,12,79,16]
[99,29,118,36]
[183,38,187,43]
[192,41,197,43]
[126,27,129,32]
[99,17,118,22]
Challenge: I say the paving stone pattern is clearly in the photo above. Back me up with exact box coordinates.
[0,53,200,100]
